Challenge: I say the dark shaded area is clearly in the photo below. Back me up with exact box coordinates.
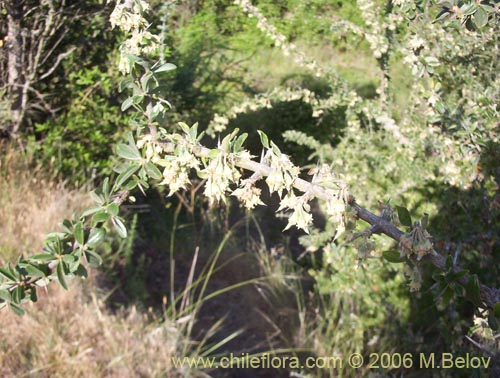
[399,142,500,376]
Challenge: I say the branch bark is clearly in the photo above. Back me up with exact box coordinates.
[167,140,500,310]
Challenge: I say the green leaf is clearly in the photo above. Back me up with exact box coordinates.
[89,191,105,205]
[91,211,111,227]
[121,97,135,111]
[29,253,56,262]
[63,254,79,273]
[208,149,220,159]
[102,177,110,197]
[432,271,444,282]
[382,250,404,263]
[465,274,481,305]
[113,164,140,192]
[178,122,190,134]
[123,178,138,191]
[154,62,176,73]
[81,206,102,218]
[442,286,454,305]
[270,142,282,157]
[424,56,440,67]
[106,203,120,217]
[462,3,478,16]
[232,133,248,152]
[140,71,154,91]
[435,9,451,22]
[488,312,499,331]
[87,228,106,248]
[131,95,144,105]
[0,289,11,303]
[20,263,46,278]
[30,287,37,302]
[74,222,85,245]
[454,284,465,297]
[189,123,199,142]
[57,262,68,290]
[61,219,73,233]
[75,264,88,279]
[451,269,468,281]
[9,302,25,316]
[62,254,76,264]
[0,266,17,281]
[118,77,134,93]
[144,161,162,180]
[85,250,102,268]
[116,144,141,161]
[446,255,453,271]
[434,281,449,302]
[257,130,270,149]
[493,302,500,318]
[12,285,24,304]
[473,7,488,28]
[396,206,412,228]
[112,217,127,238]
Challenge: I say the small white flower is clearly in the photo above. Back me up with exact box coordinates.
[232,185,264,209]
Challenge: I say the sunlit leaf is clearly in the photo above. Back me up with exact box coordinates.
[396,206,412,228]
[57,262,68,290]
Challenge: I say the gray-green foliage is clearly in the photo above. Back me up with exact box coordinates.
[1,3,500,376]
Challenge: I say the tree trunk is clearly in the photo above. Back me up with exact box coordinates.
[6,0,25,137]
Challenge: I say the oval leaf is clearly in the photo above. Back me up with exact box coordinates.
[116,144,141,161]
[91,211,111,227]
[144,161,162,180]
[107,203,120,217]
[494,302,500,318]
[74,222,85,245]
[0,289,11,303]
[383,250,404,263]
[257,130,270,149]
[87,228,106,248]
[396,206,412,228]
[154,62,176,73]
[57,262,68,290]
[9,302,25,316]
[113,164,140,192]
[85,250,103,268]
[112,217,127,238]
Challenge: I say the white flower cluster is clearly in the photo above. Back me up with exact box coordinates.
[232,180,264,210]
[137,133,201,196]
[136,125,332,233]
[357,0,390,59]
[109,0,160,73]
[278,191,313,233]
[109,0,149,31]
[392,0,412,6]
[210,114,230,134]
[265,146,300,198]
[399,222,435,261]
[374,111,409,145]
[310,165,348,239]
[200,149,242,205]
[207,87,361,138]
[234,0,324,77]
[207,88,313,136]
[403,265,422,292]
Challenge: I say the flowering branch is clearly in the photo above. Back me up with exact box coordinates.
[350,201,500,310]
[2,0,499,320]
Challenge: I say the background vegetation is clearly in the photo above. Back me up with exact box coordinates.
[0,0,499,377]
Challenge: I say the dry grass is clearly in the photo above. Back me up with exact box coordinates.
[0,147,195,378]
[0,146,90,262]
[0,274,182,378]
